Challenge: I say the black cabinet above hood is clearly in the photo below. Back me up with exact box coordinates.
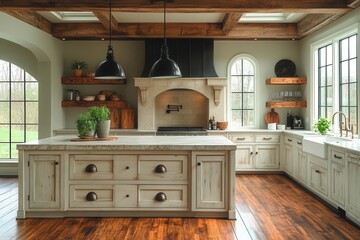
[141,39,218,78]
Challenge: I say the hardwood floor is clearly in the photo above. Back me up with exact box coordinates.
[1,175,360,239]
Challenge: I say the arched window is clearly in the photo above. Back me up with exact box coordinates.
[0,60,38,160]
[228,55,256,128]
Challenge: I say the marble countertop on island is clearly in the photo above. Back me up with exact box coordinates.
[17,135,237,151]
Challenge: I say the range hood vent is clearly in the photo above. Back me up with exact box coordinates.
[141,39,218,78]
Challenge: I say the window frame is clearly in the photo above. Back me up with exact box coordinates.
[227,54,258,129]
[0,60,39,161]
[310,25,358,133]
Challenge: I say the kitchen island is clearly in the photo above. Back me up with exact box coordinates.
[17,135,236,219]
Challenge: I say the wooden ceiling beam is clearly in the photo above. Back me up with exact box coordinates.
[347,0,360,8]
[297,13,341,38]
[52,22,299,40]
[222,13,243,33]
[93,11,118,31]
[0,0,352,14]
[2,10,52,34]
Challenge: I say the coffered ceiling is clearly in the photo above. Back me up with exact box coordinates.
[1,0,359,40]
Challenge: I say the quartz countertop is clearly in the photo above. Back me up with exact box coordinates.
[17,135,236,151]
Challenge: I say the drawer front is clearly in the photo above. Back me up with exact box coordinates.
[114,185,138,208]
[69,155,113,180]
[294,138,303,149]
[138,155,188,180]
[69,184,114,208]
[138,185,188,209]
[228,134,253,143]
[254,134,280,143]
[113,155,138,180]
[330,149,345,164]
[285,137,294,145]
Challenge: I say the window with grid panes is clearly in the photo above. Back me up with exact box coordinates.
[229,58,255,128]
[318,44,333,120]
[0,60,39,160]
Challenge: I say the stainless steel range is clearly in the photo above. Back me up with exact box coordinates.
[156,127,208,136]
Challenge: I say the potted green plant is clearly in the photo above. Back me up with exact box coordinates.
[71,60,88,77]
[88,106,111,138]
[313,117,331,135]
[76,112,97,138]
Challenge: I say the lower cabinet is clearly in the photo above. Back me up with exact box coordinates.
[347,153,360,223]
[284,138,294,175]
[194,154,226,210]
[329,147,346,207]
[229,133,280,171]
[28,154,61,209]
[308,154,328,198]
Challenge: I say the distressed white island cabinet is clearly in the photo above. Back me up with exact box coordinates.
[17,136,236,219]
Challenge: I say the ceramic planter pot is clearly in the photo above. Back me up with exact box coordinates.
[79,130,95,139]
[73,69,83,77]
[97,120,110,138]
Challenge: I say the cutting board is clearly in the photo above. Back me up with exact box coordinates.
[265,108,280,124]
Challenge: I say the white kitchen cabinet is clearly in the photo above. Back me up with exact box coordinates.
[328,147,346,208]
[293,138,307,184]
[308,154,328,198]
[28,154,61,209]
[347,153,360,223]
[255,145,280,169]
[229,133,280,171]
[284,137,294,175]
[194,154,226,210]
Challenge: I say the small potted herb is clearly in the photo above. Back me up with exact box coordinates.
[313,117,331,135]
[76,112,97,138]
[88,106,111,138]
[71,60,88,77]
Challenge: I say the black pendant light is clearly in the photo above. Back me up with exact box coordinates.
[95,0,126,79]
[149,0,182,78]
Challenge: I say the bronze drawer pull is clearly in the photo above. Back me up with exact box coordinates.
[85,164,97,173]
[333,154,342,159]
[263,137,272,140]
[315,170,321,173]
[197,162,201,166]
[287,139,292,142]
[297,141,302,145]
[155,164,167,173]
[237,137,245,140]
[155,192,167,202]
[86,192,98,201]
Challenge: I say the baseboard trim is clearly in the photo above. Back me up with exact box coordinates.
[0,162,18,176]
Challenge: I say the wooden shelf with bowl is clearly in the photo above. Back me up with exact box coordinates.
[266,101,307,108]
[61,100,128,108]
[61,77,126,85]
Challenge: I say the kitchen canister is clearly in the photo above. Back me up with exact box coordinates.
[267,123,277,130]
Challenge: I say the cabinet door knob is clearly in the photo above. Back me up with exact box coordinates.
[155,164,167,173]
[256,152,258,155]
[85,164,97,173]
[86,192,98,201]
[125,166,130,170]
[155,192,167,202]
[250,152,253,155]
[126,194,130,198]
[197,162,201,166]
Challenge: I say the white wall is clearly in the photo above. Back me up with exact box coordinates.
[299,7,360,130]
[214,40,302,129]
[0,13,64,138]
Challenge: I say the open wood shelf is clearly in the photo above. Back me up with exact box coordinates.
[266,101,307,108]
[266,77,307,85]
[62,100,128,108]
[61,77,126,85]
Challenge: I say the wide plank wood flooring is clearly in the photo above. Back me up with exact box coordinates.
[1,175,360,239]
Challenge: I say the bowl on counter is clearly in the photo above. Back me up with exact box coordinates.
[217,121,228,130]
[83,95,95,101]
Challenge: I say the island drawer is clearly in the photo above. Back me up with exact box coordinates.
[330,149,345,164]
[138,154,188,180]
[69,184,137,208]
[69,154,138,180]
[138,185,188,209]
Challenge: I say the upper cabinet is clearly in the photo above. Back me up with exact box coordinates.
[266,77,307,108]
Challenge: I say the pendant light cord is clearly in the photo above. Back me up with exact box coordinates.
[163,0,167,46]
[109,0,112,46]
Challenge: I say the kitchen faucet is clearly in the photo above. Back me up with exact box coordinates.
[331,111,354,138]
